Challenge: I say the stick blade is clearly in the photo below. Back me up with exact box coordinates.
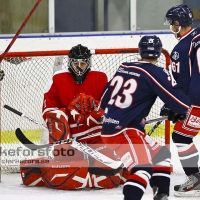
[15,128,51,150]
[15,128,37,150]
[88,164,123,176]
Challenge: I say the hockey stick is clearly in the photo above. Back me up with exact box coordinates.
[4,105,122,175]
[14,116,167,152]
[15,128,124,173]
[0,0,42,65]
[4,104,47,128]
[146,116,168,136]
[4,104,167,128]
[5,105,167,175]
[4,103,167,137]
[145,116,167,124]
[147,120,164,136]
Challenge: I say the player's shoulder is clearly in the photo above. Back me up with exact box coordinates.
[89,70,107,77]
[120,61,164,79]
[52,68,71,78]
[121,61,161,72]
[191,28,200,46]
[191,27,200,37]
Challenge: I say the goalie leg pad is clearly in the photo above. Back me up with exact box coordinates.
[120,168,129,184]
[88,138,123,188]
[53,144,85,162]
[20,157,50,186]
[41,159,120,189]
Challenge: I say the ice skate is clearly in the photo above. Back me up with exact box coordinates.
[153,186,168,200]
[174,172,200,197]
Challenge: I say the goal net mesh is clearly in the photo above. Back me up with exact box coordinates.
[0,48,170,174]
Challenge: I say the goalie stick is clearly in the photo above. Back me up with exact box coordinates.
[5,105,167,175]
[4,104,167,128]
[15,128,124,176]
[4,104,47,128]
[4,105,122,175]
[4,105,124,175]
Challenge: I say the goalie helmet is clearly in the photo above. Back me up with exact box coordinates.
[138,35,162,59]
[164,4,193,27]
[68,44,92,84]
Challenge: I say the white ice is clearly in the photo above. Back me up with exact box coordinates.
[1,136,200,200]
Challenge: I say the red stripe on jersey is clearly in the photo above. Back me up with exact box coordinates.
[128,174,148,187]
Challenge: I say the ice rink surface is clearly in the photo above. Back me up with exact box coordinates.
[1,136,200,200]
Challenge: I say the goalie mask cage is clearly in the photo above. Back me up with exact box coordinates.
[0,48,171,176]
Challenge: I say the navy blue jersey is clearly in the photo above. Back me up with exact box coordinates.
[100,61,190,135]
[170,27,200,105]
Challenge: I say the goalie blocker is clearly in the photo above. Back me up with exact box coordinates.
[20,108,128,189]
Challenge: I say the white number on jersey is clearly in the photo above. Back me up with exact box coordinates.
[108,76,137,108]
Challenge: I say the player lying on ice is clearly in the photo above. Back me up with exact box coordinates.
[99,35,190,200]
[19,44,128,189]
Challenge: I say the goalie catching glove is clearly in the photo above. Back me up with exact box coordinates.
[67,93,104,126]
[68,93,99,114]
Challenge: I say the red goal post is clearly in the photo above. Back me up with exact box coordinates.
[0,48,171,174]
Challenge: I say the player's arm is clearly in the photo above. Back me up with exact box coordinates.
[42,79,60,121]
[150,69,190,115]
[187,36,200,104]
[94,71,108,100]
[99,80,114,110]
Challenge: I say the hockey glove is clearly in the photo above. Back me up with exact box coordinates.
[70,109,85,125]
[68,93,103,126]
[171,113,187,124]
[167,111,187,124]
[160,105,170,116]
[68,93,98,114]
[69,108,104,126]
[0,70,5,81]
[84,109,104,126]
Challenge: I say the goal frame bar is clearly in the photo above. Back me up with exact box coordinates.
[2,48,170,59]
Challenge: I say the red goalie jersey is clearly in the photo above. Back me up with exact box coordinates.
[42,68,107,140]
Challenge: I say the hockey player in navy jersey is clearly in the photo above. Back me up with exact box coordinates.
[163,4,200,197]
[100,35,190,200]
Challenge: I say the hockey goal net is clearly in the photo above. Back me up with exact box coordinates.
[0,48,171,174]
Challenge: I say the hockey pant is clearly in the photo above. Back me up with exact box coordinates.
[101,128,171,200]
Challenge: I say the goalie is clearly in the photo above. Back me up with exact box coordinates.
[20,44,127,189]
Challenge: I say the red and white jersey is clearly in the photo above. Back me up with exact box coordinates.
[42,68,108,138]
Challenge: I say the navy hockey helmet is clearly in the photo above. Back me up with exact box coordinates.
[68,44,92,84]
[164,4,193,27]
[138,35,162,59]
